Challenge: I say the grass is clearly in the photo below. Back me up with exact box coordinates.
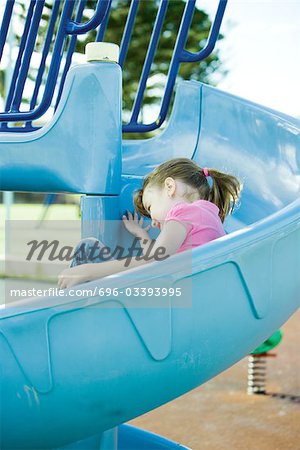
[0,204,80,254]
[0,203,80,222]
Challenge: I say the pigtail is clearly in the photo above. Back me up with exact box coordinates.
[207,169,241,222]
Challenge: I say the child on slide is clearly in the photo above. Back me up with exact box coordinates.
[58,157,241,289]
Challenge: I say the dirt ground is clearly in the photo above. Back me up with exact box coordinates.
[130,310,300,450]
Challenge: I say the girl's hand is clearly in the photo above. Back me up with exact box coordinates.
[58,265,89,289]
[122,210,151,238]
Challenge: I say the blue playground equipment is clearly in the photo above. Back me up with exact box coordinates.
[0,1,299,448]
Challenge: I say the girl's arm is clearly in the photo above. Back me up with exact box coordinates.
[135,230,156,256]
[58,220,187,289]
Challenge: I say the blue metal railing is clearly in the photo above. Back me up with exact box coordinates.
[0,0,15,62]
[118,0,139,68]
[66,0,111,35]
[96,0,112,42]
[128,0,169,127]
[54,0,87,112]
[0,0,76,127]
[0,0,227,133]
[127,0,197,132]
[1,0,37,130]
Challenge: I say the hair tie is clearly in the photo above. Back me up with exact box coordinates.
[202,167,209,178]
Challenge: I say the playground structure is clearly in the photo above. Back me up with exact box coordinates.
[0,1,299,449]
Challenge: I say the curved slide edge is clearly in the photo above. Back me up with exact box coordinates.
[118,424,191,450]
[1,205,299,448]
[59,425,190,450]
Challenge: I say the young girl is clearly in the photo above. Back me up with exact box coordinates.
[58,158,241,289]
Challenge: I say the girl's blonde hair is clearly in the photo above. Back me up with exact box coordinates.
[134,158,241,223]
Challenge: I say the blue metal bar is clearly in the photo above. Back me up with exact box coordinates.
[0,0,15,62]
[129,0,169,124]
[26,0,61,127]
[0,1,76,122]
[3,0,36,111]
[96,0,112,42]
[152,0,195,128]
[0,126,39,133]
[1,0,36,130]
[54,1,86,110]
[119,0,139,67]
[66,0,110,35]
[125,0,195,131]
[54,0,86,111]
[11,0,45,111]
[180,0,227,62]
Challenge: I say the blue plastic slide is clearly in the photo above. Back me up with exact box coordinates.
[0,60,299,449]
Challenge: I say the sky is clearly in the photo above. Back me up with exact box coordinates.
[199,0,300,118]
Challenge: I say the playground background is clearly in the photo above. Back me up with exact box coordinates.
[0,204,80,256]
[0,2,299,448]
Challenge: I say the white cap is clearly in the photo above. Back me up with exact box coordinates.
[85,42,119,63]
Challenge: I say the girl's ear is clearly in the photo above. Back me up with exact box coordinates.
[164,177,176,196]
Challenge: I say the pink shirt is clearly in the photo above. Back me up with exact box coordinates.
[164,200,225,253]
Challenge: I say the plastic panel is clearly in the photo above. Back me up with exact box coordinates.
[0,62,122,194]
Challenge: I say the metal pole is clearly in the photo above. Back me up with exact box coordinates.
[3,18,15,255]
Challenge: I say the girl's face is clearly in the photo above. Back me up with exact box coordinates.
[142,184,173,229]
